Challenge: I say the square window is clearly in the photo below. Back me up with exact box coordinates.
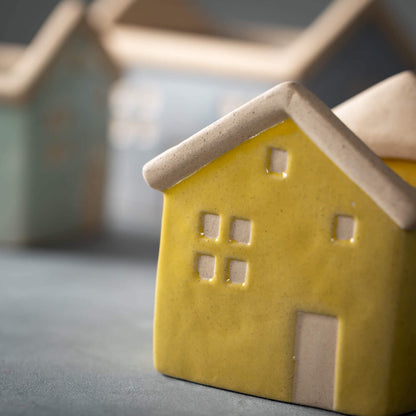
[230,218,251,244]
[197,254,215,280]
[269,148,288,174]
[333,215,355,241]
[201,213,220,239]
[228,259,248,284]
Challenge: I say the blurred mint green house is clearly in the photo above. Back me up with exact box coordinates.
[0,0,117,243]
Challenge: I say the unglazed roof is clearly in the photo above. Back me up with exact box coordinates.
[0,0,118,103]
[333,71,416,161]
[89,0,216,35]
[92,0,415,82]
[143,78,416,230]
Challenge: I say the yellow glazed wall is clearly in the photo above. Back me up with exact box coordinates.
[381,156,416,414]
[381,154,416,414]
[154,119,416,416]
[380,157,416,416]
[383,159,416,187]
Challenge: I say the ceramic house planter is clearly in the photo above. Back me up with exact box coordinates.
[0,0,118,243]
[143,71,416,416]
[90,0,415,239]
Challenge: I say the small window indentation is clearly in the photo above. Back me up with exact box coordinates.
[269,148,288,175]
[230,218,251,244]
[227,259,248,285]
[197,254,215,280]
[201,213,220,239]
[333,215,355,241]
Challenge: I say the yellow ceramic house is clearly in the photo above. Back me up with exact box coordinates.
[143,72,416,416]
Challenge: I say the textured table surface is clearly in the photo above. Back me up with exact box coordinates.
[0,237,414,416]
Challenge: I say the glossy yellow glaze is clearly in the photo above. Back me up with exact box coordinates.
[383,159,416,187]
[154,119,416,416]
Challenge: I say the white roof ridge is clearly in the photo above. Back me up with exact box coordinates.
[143,79,416,230]
[0,0,118,103]
[94,0,416,81]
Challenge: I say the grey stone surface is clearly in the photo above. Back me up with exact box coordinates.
[0,241,330,416]
[0,241,415,416]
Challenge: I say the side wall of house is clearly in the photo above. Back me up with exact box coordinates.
[154,119,405,416]
[0,104,31,242]
[386,231,416,414]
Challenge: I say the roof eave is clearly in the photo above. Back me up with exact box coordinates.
[0,0,119,105]
[143,81,416,231]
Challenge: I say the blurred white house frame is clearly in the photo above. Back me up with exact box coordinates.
[89,0,416,239]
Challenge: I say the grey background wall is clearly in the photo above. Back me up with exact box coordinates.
[0,0,415,46]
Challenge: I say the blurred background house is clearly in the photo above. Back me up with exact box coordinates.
[0,0,117,243]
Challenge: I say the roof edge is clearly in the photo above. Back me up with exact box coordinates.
[0,0,119,104]
[143,81,416,230]
[143,82,292,190]
[88,0,134,33]
[0,0,84,103]
[93,0,386,82]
